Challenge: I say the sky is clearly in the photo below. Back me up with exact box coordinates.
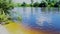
[12,0,42,4]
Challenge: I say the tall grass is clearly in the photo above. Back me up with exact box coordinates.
[0,9,12,25]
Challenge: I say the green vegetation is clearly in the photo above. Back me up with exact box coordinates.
[0,0,14,14]
[0,0,14,24]
[33,2,39,7]
[0,0,60,24]
[15,0,60,7]
[21,2,27,7]
[0,0,22,24]
[31,0,34,7]
[0,10,12,25]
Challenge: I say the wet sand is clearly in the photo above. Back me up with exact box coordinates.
[3,23,60,34]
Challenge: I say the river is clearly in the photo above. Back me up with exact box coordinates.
[10,7,60,32]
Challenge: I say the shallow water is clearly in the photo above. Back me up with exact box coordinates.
[11,7,60,32]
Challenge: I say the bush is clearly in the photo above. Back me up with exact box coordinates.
[48,3,54,7]
[16,3,21,7]
[33,2,39,7]
[54,2,59,7]
[21,2,27,7]
[0,9,12,24]
[39,1,47,7]
[0,0,14,14]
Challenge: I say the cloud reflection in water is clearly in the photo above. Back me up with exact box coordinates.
[36,14,52,26]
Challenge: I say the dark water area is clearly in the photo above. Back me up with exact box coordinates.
[10,7,60,32]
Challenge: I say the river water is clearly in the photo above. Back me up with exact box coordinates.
[10,7,60,32]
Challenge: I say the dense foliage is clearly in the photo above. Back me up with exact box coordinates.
[0,9,12,24]
[0,0,14,14]
[0,0,15,24]
[16,0,60,7]
[21,2,27,7]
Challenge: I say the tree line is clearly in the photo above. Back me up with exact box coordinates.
[16,0,60,7]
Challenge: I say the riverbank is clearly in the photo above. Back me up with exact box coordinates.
[3,22,59,34]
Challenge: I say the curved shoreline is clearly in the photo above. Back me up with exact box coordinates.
[3,22,60,34]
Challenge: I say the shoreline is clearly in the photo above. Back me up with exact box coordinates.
[3,22,60,34]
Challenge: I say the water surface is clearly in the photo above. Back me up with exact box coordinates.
[11,7,60,32]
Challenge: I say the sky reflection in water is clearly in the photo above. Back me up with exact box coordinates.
[11,7,60,32]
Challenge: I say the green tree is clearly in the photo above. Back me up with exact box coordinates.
[31,0,34,7]
[33,2,39,7]
[17,3,21,7]
[21,2,27,7]
[58,1,60,7]
[54,2,59,7]
[39,1,47,7]
[0,0,14,14]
